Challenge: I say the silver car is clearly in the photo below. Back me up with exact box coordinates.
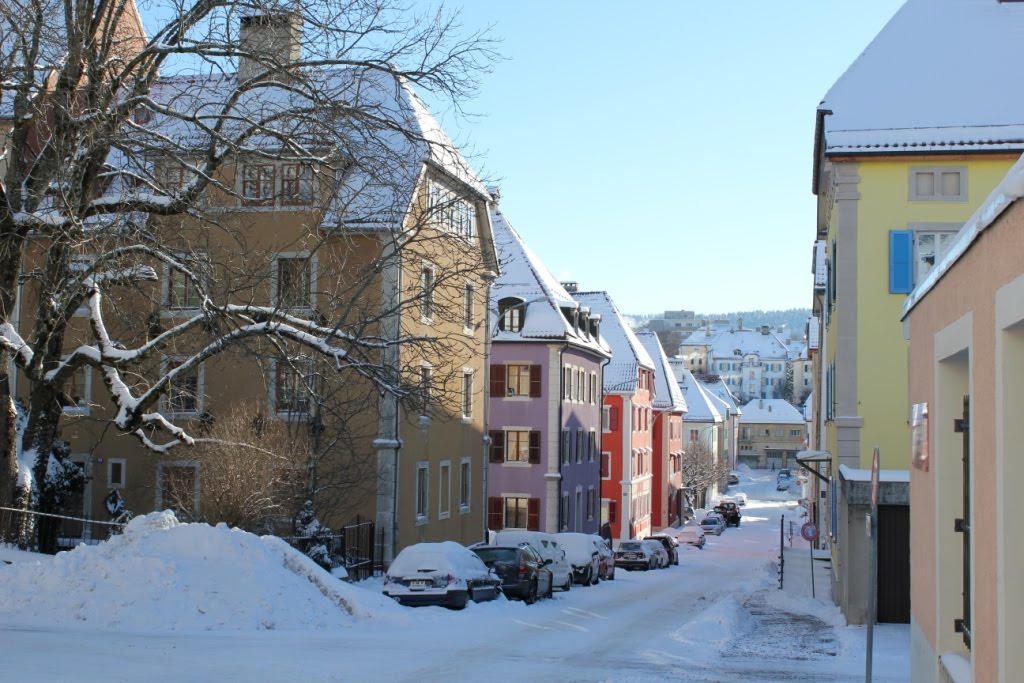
[699,514,726,536]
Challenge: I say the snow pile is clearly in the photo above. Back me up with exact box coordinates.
[0,511,404,631]
[670,595,755,648]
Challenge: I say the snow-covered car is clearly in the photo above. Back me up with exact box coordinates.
[383,542,501,609]
[554,532,602,586]
[613,540,658,571]
[675,525,706,549]
[643,534,680,566]
[641,539,670,568]
[700,514,726,536]
[777,479,791,491]
[592,535,615,580]
[732,492,748,506]
[493,530,572,591]
[727,471,740,486]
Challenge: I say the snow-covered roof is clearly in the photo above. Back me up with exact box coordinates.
[676,369,722,423]
[787,341,808,361]
[838,464,910,483]
[146,69,487,231]
[489,209,610,356]
[818,0,1024,157]
[681,327,789,361]
[636,331,687,413]
[573,291,654,393]
[902,152,1024,317]
[701,377,740,417]
[738,399,804,425]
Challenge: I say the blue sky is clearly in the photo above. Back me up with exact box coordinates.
[424,1,906,316]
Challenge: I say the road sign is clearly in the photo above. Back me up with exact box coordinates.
[800,522,819,542]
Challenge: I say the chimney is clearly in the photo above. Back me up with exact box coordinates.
[561,281,579,293]
[239,13,303,82]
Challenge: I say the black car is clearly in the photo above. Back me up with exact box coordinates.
[471,544,553,604]
[713,501,742,527]
[643,534,680,566]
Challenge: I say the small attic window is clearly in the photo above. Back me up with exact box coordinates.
[561,306,578,333]
[497,297,525,332]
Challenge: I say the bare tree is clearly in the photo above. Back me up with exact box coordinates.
[681,439,730,509]
[0,0,498,511]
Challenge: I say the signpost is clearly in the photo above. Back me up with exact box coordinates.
[865,447,880,683]
[801,522,819,598]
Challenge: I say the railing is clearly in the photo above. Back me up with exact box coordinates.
[281,517,381,581]
[777,513,785,589]
[0,506,124,555]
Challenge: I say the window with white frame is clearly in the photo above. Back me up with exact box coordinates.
[274,256,313,309]
[166,262,203,310]
[280,163,315,205]
[602,406,611,431]
[504,496,529,529]
[163,358,202,416]
[461,370,473,419]
[463,282,475,331]
[909,166,967,202]
[242,164,275,205]
[274,355,315,416]
[459,458,471,512]
[497,297,524,332]
[506,364,532,397]
[560,492,570,531]
[241,161,316,207]
[914,228,958,285]
[108,458,126,488]
[438,460,451,520]
[506,430,532,463]
[421,265,435,322]
[426,181,476,239]
[415,462,429,521]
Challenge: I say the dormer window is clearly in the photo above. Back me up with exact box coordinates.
[497,297,525,332]
[427,180,476,239]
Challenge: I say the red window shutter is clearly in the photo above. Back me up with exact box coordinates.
[610,406,619,431]
[529,365,542,397]
[528,431,541,464]
[527,498,540,531]
[489,431,505,463]
[488,497,503,530]
[609,500,617,524]
[490,365,505,397]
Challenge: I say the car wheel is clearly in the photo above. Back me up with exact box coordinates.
[525,579,538,605]
[591,566,600,585]
[563,574,572,592]
[608,567,615,580]
[646,560,653,571]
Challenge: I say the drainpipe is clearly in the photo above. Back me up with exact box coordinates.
[481,271,496,542]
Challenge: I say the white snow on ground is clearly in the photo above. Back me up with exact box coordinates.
[0,471,909,682]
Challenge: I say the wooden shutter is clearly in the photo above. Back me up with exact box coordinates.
[527,498,540,531]
[529,365,542,397]
[489,431,505,463]
[488,496,503,530]
[609,500,617,524]
[528,431,541,464]
[490,365,506,397]
[610,406,619,431]
[889,230,914,294]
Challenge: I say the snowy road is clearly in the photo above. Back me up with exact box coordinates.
[1,471,910,682]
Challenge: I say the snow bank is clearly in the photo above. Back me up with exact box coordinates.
[670,595,755,647]
[0,511,404,632]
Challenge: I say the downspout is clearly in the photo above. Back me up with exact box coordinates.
[481,271,496,542]
[598,354,611,533]
[556,341,568,532]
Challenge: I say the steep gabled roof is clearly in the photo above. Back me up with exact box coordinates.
[677,369,722,424]
[573,291,654,393]
[818,0,1024,156]
[636,331,687,413]
[700,376,741,418]
[738,399,804,425]
[489,209,610,355]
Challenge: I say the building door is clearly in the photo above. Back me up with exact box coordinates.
[876,504,910,623]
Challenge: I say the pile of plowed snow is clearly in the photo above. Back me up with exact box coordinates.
[0,511,403,631]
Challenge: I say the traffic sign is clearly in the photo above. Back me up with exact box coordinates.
[800,522,819,542]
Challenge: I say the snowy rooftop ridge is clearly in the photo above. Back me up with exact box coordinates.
[572,291,654,393]
[636,331,687,412]
[902,152,1024,318]
[738,398,804,425]
[489,209,609,355]
[681,326,790,360]
[677,368,722,423]
[818,0,1024,155]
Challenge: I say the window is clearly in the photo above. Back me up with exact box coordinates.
[166,265,202,309]
[588,431,597,462]
[280,163,314,205]
[463,283,475,331]
[560,492,570,531]
[909,166,966,202]
[242,164,275,205]
[461,370,473,419]
[427,181,476,238]
[274,356,315,415]
[497,297,524,332]
[576,428,584,463]
[438,461,451,520]
[63,363,91,416]
[602,406,611,431]
[506,364,532,397]
[275,256,312,309]
[415,462,429,521]
[108,458,126,488]
[590,372,598,404]
[158,462,197,520]
[417,364,432,416]
[459,459,471,511]
[561,430,571,465]
[601,452,611,479]
[504,496,531,529]
[790,429,802,437]
[159,162,191,194]
[587,486,596,521]
[421,265,435,321]
[164,358,202,415]
[890,227,959,294]
[914,229,957,285]
[505,430,540,464]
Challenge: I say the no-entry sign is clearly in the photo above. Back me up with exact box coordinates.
[800,522,819,542]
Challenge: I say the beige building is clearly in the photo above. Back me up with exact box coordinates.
[903,155,1024,683]
[736,399,805,469]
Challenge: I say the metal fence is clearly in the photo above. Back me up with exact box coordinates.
[0,506,124,555]
[280,517,381,581]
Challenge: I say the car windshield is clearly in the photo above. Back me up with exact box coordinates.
[472,548,517,564]
[619,542,642,551]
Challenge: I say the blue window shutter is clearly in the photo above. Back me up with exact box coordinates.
[889,230,913,294]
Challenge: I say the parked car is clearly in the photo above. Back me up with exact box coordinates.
[471,544,553,604]
[700,514,726,536]
[727,471,740,486]
[675,525,706,550]
[641,539,670,568]
[493,530,572,591]
[778,468,792,479]
[643,534,680,566]
[554,532,603,586]
[613,540,658,571]
[383,541,501,609]
[777,479,791,491]
[713,501,742,527]
[732,492,748,506]
[591,535,615,580]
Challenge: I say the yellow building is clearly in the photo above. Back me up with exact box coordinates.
[809,0,1024,625]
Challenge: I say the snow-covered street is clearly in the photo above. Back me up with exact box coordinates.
[0,471,909,682]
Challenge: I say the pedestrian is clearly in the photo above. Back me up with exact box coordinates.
[771,462,775,472]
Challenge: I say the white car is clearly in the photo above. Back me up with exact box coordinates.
[613,540,659,571]
[700,514,726,536]
[493,530,573,591]
[554,532,602,586]
[732,492,748,506]
[641,539,670,568]
[674,526,706,550]
[383,542,501,609]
